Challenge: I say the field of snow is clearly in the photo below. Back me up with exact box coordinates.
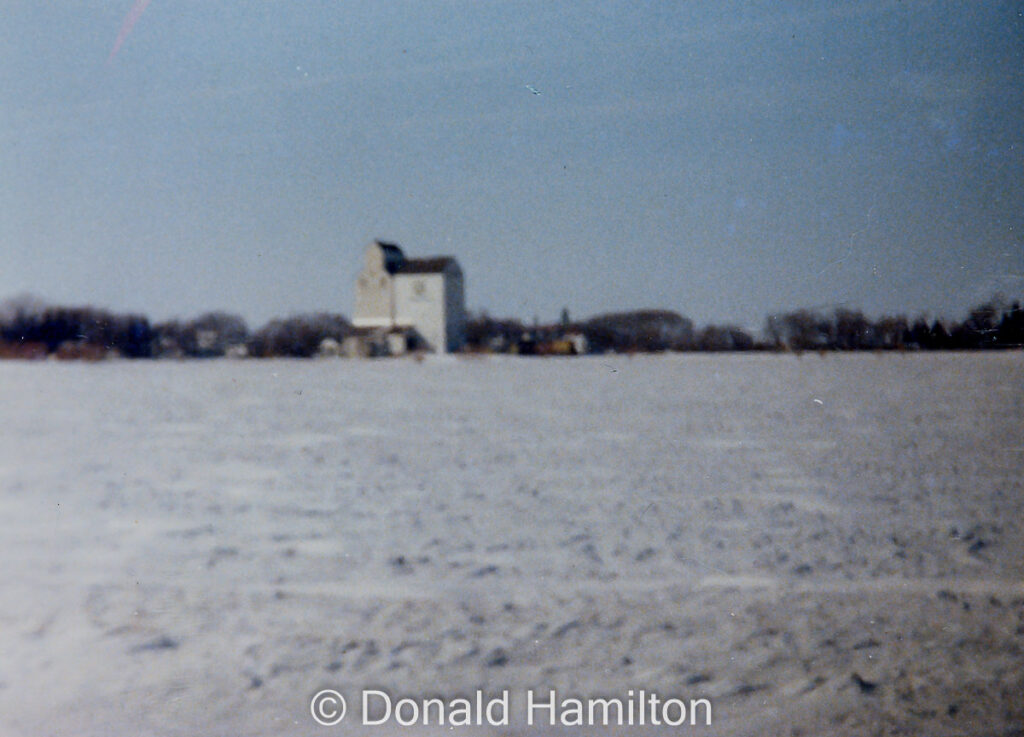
[0,353,1022,736]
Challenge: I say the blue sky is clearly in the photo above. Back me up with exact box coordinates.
[2,1,1022,330]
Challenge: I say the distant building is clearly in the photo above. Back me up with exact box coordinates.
[353,240,466,353]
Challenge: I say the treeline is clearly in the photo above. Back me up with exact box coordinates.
[0,299,155,359]
[763,301,1024,352]
[0,296,353,360]
[0,294,1021,360]
[466,309,754,353]
[466,298,1024,354]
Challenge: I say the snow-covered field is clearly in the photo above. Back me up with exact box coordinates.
[0,353,1021,736]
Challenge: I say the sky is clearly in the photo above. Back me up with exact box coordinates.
[2,0,1022,332]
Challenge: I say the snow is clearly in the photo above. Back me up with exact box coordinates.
[0,353,1021,736]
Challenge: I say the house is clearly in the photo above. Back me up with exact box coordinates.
[352,240,466,353]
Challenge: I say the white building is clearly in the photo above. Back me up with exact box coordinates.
[352,240,466,353]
